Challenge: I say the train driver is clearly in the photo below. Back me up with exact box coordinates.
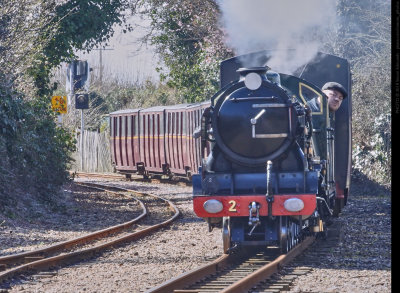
[307,82,348,112]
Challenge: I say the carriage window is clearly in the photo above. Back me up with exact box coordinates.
[110,117,114,136]
[299,83,323,115]
[127,116,132,137]
[122,116,126,137]
[117,117,121,136]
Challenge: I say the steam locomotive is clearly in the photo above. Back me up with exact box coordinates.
[109,50,351,254]
[192,51,352,253]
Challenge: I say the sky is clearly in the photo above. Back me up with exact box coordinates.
[76,15,161,85]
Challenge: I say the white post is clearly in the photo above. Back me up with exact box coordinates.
[80,109,84,170]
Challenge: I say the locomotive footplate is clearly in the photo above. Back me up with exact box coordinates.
[193,194,316,218]
[193,172,319,196]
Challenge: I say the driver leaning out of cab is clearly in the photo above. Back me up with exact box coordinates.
[307,82,348,113]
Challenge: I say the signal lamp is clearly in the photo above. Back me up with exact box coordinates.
[75,94,89,109]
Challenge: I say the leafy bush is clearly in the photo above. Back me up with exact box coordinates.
[1,0,131,210]
[0,84,76,208]
[134,0,232,102]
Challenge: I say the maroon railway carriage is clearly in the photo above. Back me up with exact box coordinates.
[164,104,189,176]
[109,108,141,174]
[109,101,211,178]
[186,101,211,177]
[139,106,166,175]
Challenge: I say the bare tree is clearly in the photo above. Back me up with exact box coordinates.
[0,0,58,92]
[323,0,391,186]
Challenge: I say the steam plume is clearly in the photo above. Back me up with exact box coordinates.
[219,0,337,73]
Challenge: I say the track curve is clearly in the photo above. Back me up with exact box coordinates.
[0,182,180,284]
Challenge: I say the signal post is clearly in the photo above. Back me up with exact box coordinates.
[66,60,90,171]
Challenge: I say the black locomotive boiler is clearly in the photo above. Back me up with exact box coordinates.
[192,51,352,253]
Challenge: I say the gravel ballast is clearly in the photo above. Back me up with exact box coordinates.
[0,178,391,292]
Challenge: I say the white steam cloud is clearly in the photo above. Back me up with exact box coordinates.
[219,0,337,73]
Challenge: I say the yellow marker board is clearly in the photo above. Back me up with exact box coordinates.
[51,96,67,114]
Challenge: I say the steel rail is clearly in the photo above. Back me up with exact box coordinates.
[0,183,146,266]
[146,236,315,293]
[72,171,127,180]
[0,182,180,284]
[145,254,233,293]
[72,171,192,186]
[220,236,315,293]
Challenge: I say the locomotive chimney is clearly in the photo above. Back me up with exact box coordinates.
[237,66,270,91]
[237,66,269,80]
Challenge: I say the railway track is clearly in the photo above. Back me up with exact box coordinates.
[248,220,343,293]
[71,171,127,180]
[145,218,344,293]
[0,182,180,285]
[146,236,315,293]
[72,171,191,186]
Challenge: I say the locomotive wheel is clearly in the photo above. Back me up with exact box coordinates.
[222,217,231,254]
[280,217,300,253]
[290,222,298,248]
[291,221,302,248]
[279,217,289,254]
[294,222,301,244]
[287,222,294,251]
[333,198,343,217]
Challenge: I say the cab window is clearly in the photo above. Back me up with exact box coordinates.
[299,83,323,115]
